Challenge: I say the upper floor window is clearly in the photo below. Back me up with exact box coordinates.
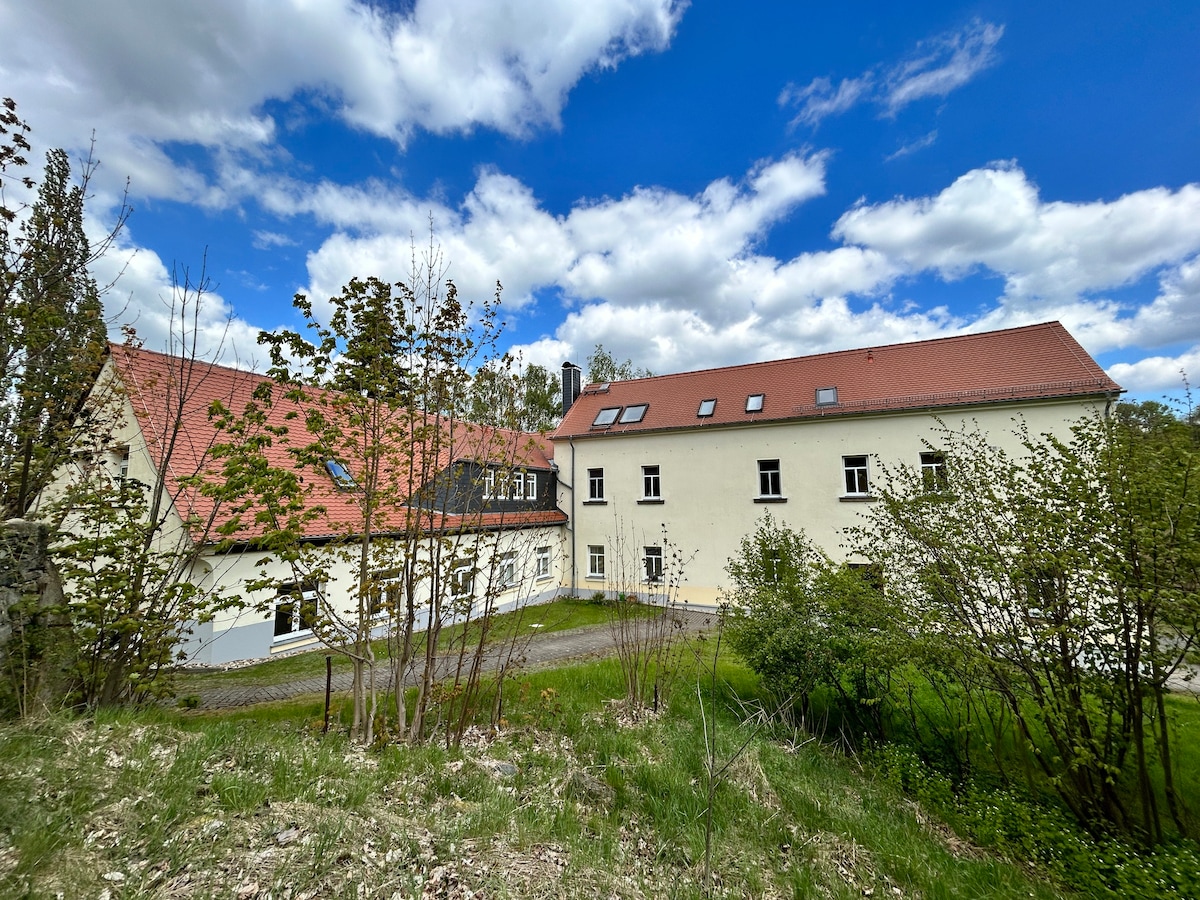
[642,465,661,500]
[746,393,764,413]
[697,398,717,417]
[843,455,870,495]
[758,459,782,498]
[324,459,356,490]
[815,387,838,406]
[920,451,948,493]
[587,467,605,501]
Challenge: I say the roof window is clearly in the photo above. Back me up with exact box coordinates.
[618,404,648,424]
[325,459,356,490]
[697,398,717,417]
[745,393,764,413]
[815,387,838,406]
[592,407,621,427]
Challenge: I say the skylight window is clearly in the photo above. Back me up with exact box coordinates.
[815,387,838,406]
[325,459,356,490]
[697,398,716,417]
[619,404,648,424]
[592,407,621,427]
[746,394,764,413]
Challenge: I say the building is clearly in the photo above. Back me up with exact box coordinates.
[49,343,567,665]
[550,321,1122,605]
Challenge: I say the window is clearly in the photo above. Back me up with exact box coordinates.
[450,561,474,597]
[592,407,620,427]
[526,472,537,500]
[746,393,764,413]
[484,468,497,499]
[644,546,663,583]
[843,455,870,495]
[758,459,782,497]
[510,470,526,500]
[588,545,606,578]
[697,398,717,417]
[920,451,947,492]
[642,465,661,500]
[117,447,130,481]
[535,546,551,580]
[324,459,356,490]
[765,548,784,583]
[849,562,884,594]
[587,467,605,501]
[368,573,401,618]
[274,581,319,639]
[496,552,518,590]
[619,404,648,424]
[815,387,838,406]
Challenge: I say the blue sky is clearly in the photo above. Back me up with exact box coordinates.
[3,1,1199,398]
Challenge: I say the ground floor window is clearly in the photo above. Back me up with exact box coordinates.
[368,572,402,618]
[535,546,551,580]
[274,580,320,638]
[644,546,663,583]
[497,552,518,590]
[451,560,475,598]
[588,544,606,578]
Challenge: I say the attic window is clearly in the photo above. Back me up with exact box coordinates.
[697,398,716,417]
[618,404,648,424]
[592,407,621,427]
[746,394,764,413]
[325,459,356,490]
[815,387,838,406]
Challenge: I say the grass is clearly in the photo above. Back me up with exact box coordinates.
[1,650,1070,899]
[174,595,654,691]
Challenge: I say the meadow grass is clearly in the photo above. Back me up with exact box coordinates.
[0,649,1070,899]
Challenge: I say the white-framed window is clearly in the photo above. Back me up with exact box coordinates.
[920,451,947,492]
[510,470,526,500]
[642,464,661,500]
[496,552,518,590]
[484,468,498,499]
[368,572,401,619]
[588,468,605,501]
[274,581,320,639]
[587,544,606,578]
[765,548,784,583]
[535,546,551,580]
[450,560,475,598]
[526,472,537,500]
[643,546,663,583]
[758,459,782,497]
[843,455,870,495]
[117,447,130,481]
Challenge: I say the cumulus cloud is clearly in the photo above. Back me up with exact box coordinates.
[0,0,685,203]
[1108,346,1200,394]
[781,19,1003,127]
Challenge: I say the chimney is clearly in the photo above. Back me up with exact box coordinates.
[561,362,582,414]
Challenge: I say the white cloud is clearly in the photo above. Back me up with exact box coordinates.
[780,19,1003,127]
[883,20,1004,115]
[0,0,686,203]
[1108,346,1200,394]
[885,130,938,161]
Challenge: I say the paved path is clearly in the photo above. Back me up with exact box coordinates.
[181,608,722,710]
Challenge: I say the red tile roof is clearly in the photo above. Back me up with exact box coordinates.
[553,322,1121,440]
[110,344,563,543]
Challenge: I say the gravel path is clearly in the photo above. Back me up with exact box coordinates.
[181,608,722,710]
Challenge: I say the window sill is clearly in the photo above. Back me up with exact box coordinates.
[585,574,606,581]
[272,629,315,646]
[839,494,877,502]
[754,496,788,503]
[582,500,607,506]
[637,498,664,505]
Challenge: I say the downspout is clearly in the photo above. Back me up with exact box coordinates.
[568,435,578,597]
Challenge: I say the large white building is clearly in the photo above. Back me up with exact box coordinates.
[550,321,1122,605]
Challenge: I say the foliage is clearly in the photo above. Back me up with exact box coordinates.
[0,98,126,520]
[844,408,1200,843]
[723,512,909,742]
[585,342,651,383]
[465,360,561,431]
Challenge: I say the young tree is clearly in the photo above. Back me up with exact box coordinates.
[253,248,551,745]
[464,361,561,431]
